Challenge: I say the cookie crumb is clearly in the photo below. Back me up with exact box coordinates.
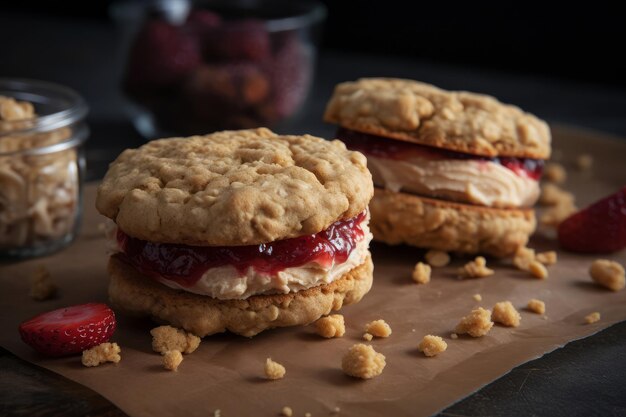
[458,257,494,279]
[539,183,577,228]
[455,307,494,337]
[514,248,554,278]
[528,260,549,279]
[362,333,373,341]
[163,350,183,371]
[150,326,200,355]
[513,247,535,271]
[450,333,459,339]
[544,162,567,184]
[341,344,386,379]
[364,319,392,338]
[213,409,221,417]
[29,265,57,301]
[412,262,431,284]
[527,299,546,315]
[418,335,447,357]
[492,301,521,327]
[304,413,311,417]
[590,259,625,291]
[535,251,557,266]
[280,406,293,417]
[332,406,341,413]
[473,293,482,302]
[576,154,593,171]
[264,358,286,380]
[81,342,121,367]
[539,183,574,206]
[585,312,601,324]
[425,250,450,267]
[540,200,577,227]
[314,314,345,338]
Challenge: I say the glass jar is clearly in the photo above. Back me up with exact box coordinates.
[0,79,89,259]
[111,0,326,138]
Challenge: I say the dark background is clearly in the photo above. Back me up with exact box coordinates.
[3,1,626,87]
[2,2,626,417]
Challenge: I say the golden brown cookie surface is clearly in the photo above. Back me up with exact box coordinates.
[108,254,373,337]
[324,78,550,159]
[96,128,373,245]
[369,188,536,257]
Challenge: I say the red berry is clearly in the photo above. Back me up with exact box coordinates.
[19,303,116,357]
[202,20,270,62]
[186,9,222,30]
[124,19,201,90]
[270,35,312,118]
[558,186,626,253]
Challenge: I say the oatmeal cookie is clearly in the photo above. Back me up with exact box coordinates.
[324,78,550,159]
[96,128,373,246]
[108,253,373,337]
[369,188,536,257]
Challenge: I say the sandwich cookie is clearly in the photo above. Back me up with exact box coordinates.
[97,128,374,337]
[324,78,550,257]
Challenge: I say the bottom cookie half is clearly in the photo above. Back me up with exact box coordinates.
[370,188,536,257]
[108,253,373,337]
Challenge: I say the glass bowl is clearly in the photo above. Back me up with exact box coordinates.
[0,79,89,259]
[112,0,326,138]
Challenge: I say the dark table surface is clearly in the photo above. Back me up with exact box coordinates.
[2,11,626,417]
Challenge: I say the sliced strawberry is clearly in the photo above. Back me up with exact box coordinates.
[558,186,626,253]
[19,303,116,357]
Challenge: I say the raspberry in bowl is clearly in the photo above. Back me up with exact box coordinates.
[112,0,326,138]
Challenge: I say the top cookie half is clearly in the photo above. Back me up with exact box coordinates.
[324,78,551,159]
[96,128,373,246]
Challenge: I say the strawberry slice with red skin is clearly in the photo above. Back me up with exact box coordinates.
[19,303,116,357]
[558,186,626,253]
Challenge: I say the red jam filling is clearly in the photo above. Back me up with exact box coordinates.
[337,128,543,180]
[117,212,367,287]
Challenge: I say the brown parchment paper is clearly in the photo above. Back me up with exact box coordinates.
[1,125,625,417]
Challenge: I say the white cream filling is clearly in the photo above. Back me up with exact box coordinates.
[366,154,540,208]
[110,218,372,300]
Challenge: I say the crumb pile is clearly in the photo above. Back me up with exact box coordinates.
[341,344,386,379]
[314,315,346,338]
[418,335,447,357]
[425,250,450,267]
[163,350,183,371]
[492,301,521,327]
[590,260,625,291]
[412,262,431,284]
[458,257,494,279]
[364,320,392,338]
[455,307,494,337]
[82,343,121,367]
[151,326,201,355]
[527,299,546,315]
[264,358,286,380]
